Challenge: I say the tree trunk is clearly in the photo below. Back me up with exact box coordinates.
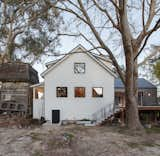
[125,52,143,130]
[5,37,15,62]
[119,0,143,130]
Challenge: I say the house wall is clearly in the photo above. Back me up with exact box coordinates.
[139,88,158,106]
[44,52,114,122]
[115,88,158,106]
[33,99,44,119]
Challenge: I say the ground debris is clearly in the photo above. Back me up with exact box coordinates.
[0,125,160,156]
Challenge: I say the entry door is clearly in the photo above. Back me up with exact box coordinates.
[52,110,60,123]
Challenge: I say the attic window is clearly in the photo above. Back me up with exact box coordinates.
[56,87,67,97]
[74,63,85,74]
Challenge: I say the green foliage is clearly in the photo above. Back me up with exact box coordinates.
[0,0,62,63]
[153,61,160,80]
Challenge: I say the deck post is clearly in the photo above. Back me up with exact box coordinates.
[120,109,125,126]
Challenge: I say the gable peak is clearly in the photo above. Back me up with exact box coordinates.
[70,44,87,53]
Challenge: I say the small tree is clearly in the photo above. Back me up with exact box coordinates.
[154,61,160,80]
[47,0,160,130]
[0,0,62,63]
[138,46,160,85]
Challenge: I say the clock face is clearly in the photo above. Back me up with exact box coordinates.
[74,63,85,73]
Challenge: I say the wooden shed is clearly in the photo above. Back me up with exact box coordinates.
[0,62,39,116]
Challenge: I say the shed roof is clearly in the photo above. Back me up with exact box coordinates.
[0,62,39,84]
[115,78,156,89]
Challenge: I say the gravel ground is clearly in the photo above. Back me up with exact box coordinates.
[0,124,160,156]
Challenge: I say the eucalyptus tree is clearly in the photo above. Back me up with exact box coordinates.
[47,0,160,130]
[0,0,62,63]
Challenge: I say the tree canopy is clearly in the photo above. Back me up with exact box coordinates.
[0,0,62,63]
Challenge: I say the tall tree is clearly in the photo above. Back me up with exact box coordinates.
[0,0,61,63]
[47,0,160,130]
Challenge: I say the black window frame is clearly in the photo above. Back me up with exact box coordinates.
[92,87,103,98]
[56,87,68,97]
[74,87,85,97]
[74,62,86,74]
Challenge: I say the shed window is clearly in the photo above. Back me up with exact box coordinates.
[75,87,85,97]
[10,104,16,109]
[1,103,7,108]
[56,87,67,97]
[92,87,103,97]
[18,104,25,110]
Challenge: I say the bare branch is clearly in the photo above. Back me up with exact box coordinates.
[142,0,145,32]
[110,0,120,11]
[92,0,121,32]
[49,4,89,26]
[135,17,160,60]
[77,0,125,83]
[136,0,156,48]
[138,50,158,67]
[58,32,102,54]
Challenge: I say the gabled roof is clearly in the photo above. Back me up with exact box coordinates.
[115,78,157,89]
[45,58,63,68]
[41,44,117,78]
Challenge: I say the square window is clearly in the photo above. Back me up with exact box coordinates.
[18,104,25,110]
[74,63,85,74]
[56,87,67,97]
[92,87,103,97]
[75,87,85,97]
[10,104,16,109]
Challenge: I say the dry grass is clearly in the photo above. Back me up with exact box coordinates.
[0,125,160,156]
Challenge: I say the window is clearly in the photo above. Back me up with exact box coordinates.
[92,87,103,97]
[18,104,25,110]
[35,87,44,99]
[56,87,67,97]
[74,63,85,74]
[1,103,7,109]
[10,104,16,109]
[75,87,85,97]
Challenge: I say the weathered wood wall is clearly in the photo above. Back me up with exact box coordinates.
[0,62,39,84]
[0,62,39,115]
[0,82,29,113]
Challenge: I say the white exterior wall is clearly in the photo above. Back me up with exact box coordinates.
[44,52,114,122]
[33,99,44,119]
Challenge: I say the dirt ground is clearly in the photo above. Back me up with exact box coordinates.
[0,124,160,156]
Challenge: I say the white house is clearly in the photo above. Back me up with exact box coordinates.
[32,45,116,124]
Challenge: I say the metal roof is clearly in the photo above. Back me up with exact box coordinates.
[115,78,157,89]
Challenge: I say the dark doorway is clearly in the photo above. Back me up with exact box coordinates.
[52,110,60,123]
